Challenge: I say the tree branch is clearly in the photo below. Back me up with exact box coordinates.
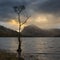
[21,15,31,25]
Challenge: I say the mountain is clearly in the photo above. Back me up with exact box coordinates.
[1,25,60,37]
[21,25,60,37]
[49,29,60,37]
[0,25,18,37]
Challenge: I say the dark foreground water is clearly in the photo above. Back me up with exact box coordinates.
[0,37,60,60]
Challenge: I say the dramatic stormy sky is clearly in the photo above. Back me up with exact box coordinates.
[0,0,60,31]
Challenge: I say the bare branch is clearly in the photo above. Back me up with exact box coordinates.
[21,15,31,25]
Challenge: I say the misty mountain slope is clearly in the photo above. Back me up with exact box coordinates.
[49,29,60,37]
[21,25,43,36]
[21,25,60,37]
[21,25,52,37]
[0,25,18,37]
[0,25,60,37]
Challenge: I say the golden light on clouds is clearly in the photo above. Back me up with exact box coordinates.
[1,14,60,32]
[7,19,27,31]
[35,16,48,23]
[8,19,18,25]
[7,15,49,31]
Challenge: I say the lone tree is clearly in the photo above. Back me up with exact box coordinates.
[13,5,30,60]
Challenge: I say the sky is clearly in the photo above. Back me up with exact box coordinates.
[0,0,60,31]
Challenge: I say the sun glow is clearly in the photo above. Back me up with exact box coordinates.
[7,19,27,32]
[8,19,18,25]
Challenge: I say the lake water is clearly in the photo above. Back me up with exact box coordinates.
[0,37,60,60]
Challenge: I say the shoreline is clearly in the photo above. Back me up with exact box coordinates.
[0,50,25,60]
[0,50,17,60]
[0,49,60,60]
[0,49,25,60]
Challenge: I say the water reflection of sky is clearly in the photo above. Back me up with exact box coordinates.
[0,37,60,53]
[21,37,60,53]
[0,37,18,53]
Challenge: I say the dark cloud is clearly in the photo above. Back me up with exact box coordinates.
[0,0,47,21]
[0,0,28,21]
[34,0,60,14]
[0,0,60,21]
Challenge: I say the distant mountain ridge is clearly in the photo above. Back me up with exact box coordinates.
[0,25,60,37]
[0,25,18,37]
[21,25,60,37]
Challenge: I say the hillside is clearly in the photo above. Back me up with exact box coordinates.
[0,25,60,37]
[21,25,60,37]
[0,25,18,37]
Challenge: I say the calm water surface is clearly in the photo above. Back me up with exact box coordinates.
[0,37,60,53]
[0,37,60,60]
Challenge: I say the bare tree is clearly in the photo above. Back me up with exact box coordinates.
[13,5,30,60]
